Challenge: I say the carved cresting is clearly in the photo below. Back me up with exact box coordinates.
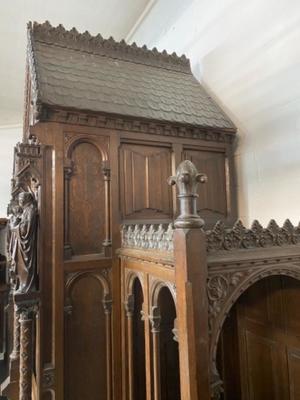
[206,218,300,252]
[168,160,207,228]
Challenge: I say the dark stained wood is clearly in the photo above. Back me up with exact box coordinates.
[64,274,108,400]
[219,276,300,400]
[184,148,227,224]
[119,143,173,221]
[3,20,244,400]
[69,141,105,256]
[217,308,242,400]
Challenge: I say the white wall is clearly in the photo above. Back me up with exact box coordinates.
[131,0,300,226]
[0,126,22,217]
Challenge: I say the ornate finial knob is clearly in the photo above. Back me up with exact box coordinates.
[168,160,207,228]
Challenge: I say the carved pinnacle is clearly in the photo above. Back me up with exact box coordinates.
[168,160,207,228]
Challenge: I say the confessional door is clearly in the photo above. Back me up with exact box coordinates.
[219,276,300,400]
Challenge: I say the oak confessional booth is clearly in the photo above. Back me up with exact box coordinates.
[1,21,300,400]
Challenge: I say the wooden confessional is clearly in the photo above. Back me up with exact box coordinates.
[1,21,300,400]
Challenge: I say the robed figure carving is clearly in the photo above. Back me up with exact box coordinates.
[7,192,38,293]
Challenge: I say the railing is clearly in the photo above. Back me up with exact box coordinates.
[119,161,300,400]
[121,218,300,254]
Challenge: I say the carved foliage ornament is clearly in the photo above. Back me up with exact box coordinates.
[207,271,246,332]
[207,219,300,252]
[121,219,300,254]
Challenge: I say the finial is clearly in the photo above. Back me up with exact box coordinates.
[168,160,207,228]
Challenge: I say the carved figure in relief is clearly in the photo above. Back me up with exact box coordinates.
[7,203,22,289]
[7,192,38,293]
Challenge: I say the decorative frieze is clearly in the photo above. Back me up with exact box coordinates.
[121,219,300,253]
[40,107,235,144]
[121,223,174,251]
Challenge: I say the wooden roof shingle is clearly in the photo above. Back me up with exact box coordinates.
[28,21,236,132]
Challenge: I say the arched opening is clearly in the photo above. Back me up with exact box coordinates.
[217,275,300,400]
[132,278,146,399]
[157,286,180,400]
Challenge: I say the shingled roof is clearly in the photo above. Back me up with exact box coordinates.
[27,21,236,132]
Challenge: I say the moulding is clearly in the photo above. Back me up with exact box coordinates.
[35,106,236,143]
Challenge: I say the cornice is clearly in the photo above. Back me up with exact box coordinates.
[35,106,236,143]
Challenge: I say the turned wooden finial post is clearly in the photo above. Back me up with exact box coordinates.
[169,160,210,400]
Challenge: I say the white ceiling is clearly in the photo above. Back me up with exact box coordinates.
[128,0,300,225]
[0,0,150,125]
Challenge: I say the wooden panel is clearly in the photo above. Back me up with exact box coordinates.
[283,278,300,334]
[287,348,300,400]
[64,275,107,400]
[219,276,300,400]
[244,330,281,400]
[69,142,105,255]
[184,149,227,222]
[120,143,172,220]
[241,278,269,324]
[217,308,241,400]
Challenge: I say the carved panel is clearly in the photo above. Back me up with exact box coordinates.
[68,141,105,256]
[120,144,172,220]
[184,149,227,222]
[64,272,111,400]
[122,223,174,251]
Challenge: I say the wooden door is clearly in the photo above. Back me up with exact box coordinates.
[237,276,300,400]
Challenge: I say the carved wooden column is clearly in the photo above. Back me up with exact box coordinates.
[149,306,161,400]
[15,295,39,400]
[124,294,134,400]
[64,159,73,259]
[169,160,210,400]
[10,303,21,362]
[102,162,112,256]
[103,295,113,400]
